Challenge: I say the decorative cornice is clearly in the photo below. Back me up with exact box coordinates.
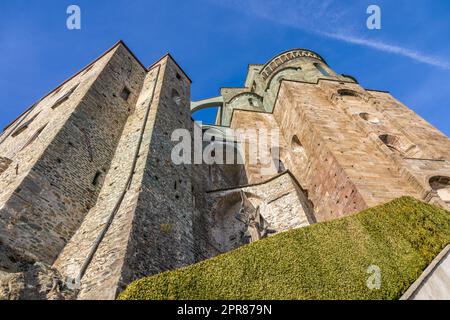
[259,49,326,81]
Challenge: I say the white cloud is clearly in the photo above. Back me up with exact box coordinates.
[209,0,450,69]
[318,31,450,70]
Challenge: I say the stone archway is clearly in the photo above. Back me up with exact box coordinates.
[430,176,450,203]
[209,191,264,253]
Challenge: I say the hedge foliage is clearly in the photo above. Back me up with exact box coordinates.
[119,197,450,300]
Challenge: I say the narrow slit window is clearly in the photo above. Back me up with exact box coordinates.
[21,124,48,150]
[52,84,79,109]
[11,112,41,137]
[172,89,182,106]
[92,171,103,186]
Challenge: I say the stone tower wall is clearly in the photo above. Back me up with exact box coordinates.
[55,55,196,299]
[272,78,450,219]
[119,57,195,289]
[0,46,136,266]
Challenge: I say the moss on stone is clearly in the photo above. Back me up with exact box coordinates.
[119,197,450,300]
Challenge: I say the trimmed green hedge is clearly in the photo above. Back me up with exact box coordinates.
[119,197,450,300]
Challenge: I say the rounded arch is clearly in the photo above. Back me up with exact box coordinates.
[359,112,381,124]
[379,134,421,157]
[259,48,327,81]
[228,92,263,106]
[190,96,224,114]
[265,67,301,91]
[210,190,264,252]
[0,157,13,176]
[171,89,182,106]
[338,89,361,98]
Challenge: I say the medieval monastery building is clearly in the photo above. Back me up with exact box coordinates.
[0,41,449,299]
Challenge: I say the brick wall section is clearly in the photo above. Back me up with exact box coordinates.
[271,79,448,219]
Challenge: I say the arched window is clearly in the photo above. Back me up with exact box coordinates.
[430,176,450,202]
[379,134,403,154]
[314,63,330,77]
[172,89,182,106]
[120,87,131,101]
[359,112,380,124]
[338,89,359,98]
[379,134,421,157]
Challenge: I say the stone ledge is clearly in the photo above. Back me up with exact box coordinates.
[401,244,450,300]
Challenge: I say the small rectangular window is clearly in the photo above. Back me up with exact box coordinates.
[52,84,79,110]
[120,87,131,101]
[21,124,47,150]
[11,112,41,137]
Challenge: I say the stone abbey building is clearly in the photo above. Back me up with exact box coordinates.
[0,41,449,299]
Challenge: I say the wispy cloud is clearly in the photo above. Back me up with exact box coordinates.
[318,31,450,70]
[209,0,450,69]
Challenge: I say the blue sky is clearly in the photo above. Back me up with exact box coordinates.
[1,0,449,136]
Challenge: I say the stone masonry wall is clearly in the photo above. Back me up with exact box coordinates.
[0,157,12,176]
[55,55,195,300]
[2,44,450,300]
[197,172,313,259]
[119,57,195,292]
[0,47,122,267]
[54,54,157,300]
